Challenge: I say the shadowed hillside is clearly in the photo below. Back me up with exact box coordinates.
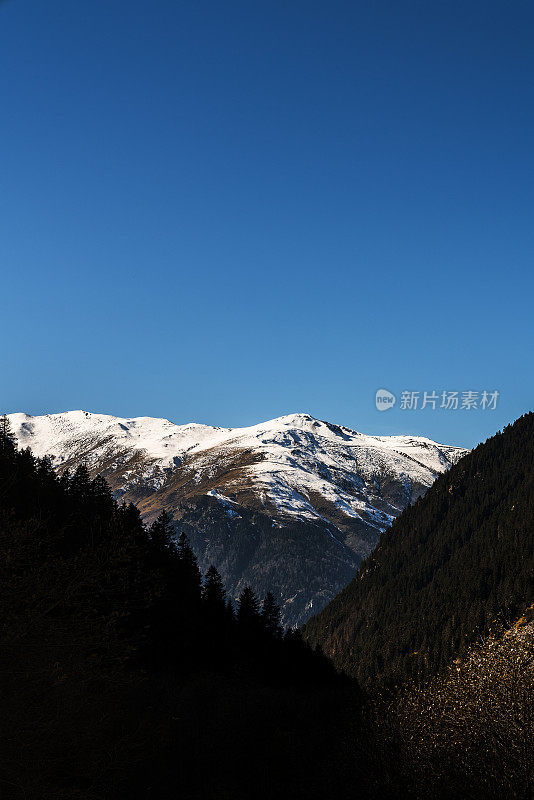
[304,413,534,687]
[0,414,365,800]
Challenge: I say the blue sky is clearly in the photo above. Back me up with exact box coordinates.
[1,0,533,448]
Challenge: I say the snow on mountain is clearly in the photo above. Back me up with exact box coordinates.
[9,410,468,625]
[9,410,466,529]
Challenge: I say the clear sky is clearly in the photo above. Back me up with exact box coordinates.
[1,0,533,448]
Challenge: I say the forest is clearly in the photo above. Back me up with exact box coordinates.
[304,412,534,687]
[1,412,534,799]
[0,414,360,799]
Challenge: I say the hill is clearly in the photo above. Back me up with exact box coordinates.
[303,413,534,686]
[0,414,358,800]
[8,410,466,625]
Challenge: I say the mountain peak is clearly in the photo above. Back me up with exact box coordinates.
[8,408,468,626]
[269,412,317,426]
[8,409,468,520]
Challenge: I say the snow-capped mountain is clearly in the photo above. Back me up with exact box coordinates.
[9,410,468,625]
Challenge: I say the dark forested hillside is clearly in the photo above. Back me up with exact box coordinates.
[8,410,466,628]
[0,415,363,800]
[303,413,534,687]
[4,409,534,800]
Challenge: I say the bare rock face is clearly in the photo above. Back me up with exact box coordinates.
[9,410,467,626]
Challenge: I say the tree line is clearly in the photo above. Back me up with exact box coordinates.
[4,409,534,800]
[0,414,352,800]
[303,412,534,687]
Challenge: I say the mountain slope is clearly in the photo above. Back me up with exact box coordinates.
[0,416,349,800]
[303,413,534,684]
[9,410,467,625]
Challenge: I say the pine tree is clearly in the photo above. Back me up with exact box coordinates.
[69,463,91,502]
[59,468,71,492]
[91,473,114,512]
[149,510,176,553]
[176,531,202,602]
[225,597,235,623]
[0,414,16,454]
[237,586,260,629]
[202,565,226,612]
[261,591,282,637]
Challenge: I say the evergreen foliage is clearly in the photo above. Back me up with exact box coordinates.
[262,591,282,637]
[5,411,532,798]
[237,584,261,628]
[0,413,16,453]
[202,564,226,611]
[149,509,176,553]
[0,432,347,799]
[303,412,534,686]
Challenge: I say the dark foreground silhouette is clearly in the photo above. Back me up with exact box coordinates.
[1,412,533,800]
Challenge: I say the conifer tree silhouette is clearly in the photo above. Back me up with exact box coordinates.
[176,530,202,602]
[261,591,282,637]
[0,414,16,454]
[149,510,176,554]
[237,586,260,629]
[202,565,226,613]
[69,463,91,502]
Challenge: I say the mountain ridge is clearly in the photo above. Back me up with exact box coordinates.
[9,410,468,625]
[303,412,534,684]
